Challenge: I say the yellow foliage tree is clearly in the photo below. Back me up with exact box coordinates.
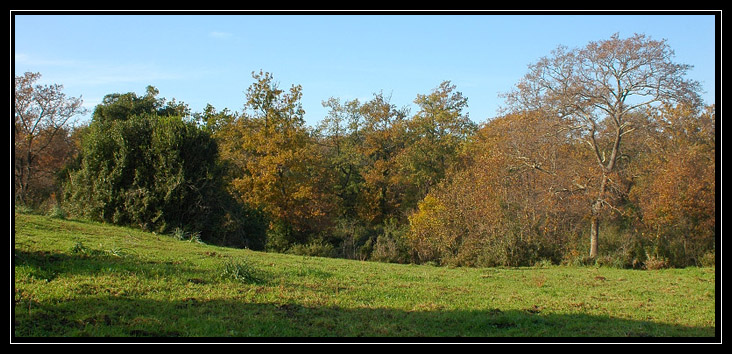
[220,71,333,249]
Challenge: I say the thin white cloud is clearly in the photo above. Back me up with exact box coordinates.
[71,63,186,86]
[15,52,81,67]
[15,53,189,87]
[209,31,233,39]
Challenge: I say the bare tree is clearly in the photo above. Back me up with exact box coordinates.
[502,33,702,258]
[14,72,87,205]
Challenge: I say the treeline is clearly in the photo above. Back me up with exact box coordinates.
[14,34,716,268]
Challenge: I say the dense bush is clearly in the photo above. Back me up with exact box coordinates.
[62,113,266,249]
[370,218,411,264]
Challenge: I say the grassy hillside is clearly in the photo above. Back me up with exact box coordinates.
[13,213,717,341]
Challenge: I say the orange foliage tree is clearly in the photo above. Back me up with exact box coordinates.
[502,33,703,259]
[408,110,590,266]
[14,72,86,207]
[629,104,716,266]
[219,71,334,250]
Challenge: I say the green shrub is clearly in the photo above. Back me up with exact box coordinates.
[533,258,554,268]
[14,204,35,215]
[644,254,671,270]
[594,254,627,269]
[328,217,371,260]
[170,227,203,244]
[287,238,337,258]
[265,220,297,253]
[46,205,67,219]
[70,241,90,256]
[63,113,266,249]
[220,259,264,284]
[700,251,715,268]
[370,218,410,264]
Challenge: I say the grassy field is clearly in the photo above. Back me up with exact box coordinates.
[13,212,717,341]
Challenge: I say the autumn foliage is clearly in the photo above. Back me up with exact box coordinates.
[408,103,715,268]
[630,104,716,266]
[16,33,717,268]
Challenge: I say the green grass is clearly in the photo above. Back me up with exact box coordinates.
[13,213,717,340]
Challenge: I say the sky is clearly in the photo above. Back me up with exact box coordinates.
[13,11,718,128]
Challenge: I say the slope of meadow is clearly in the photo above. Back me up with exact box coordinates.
[13,213,716,341]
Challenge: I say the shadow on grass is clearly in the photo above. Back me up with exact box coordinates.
[13,248,717,341]
[13,293,716,341]
[13,247,207,283]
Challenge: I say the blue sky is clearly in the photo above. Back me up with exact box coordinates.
[13,12,718,127]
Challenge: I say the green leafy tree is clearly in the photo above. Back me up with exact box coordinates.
[357,92,411,225]
[63,88,265,248]
[398,81,477,207]
[92,85,190,123]
[193,103,237,134]
[315,97,367,219]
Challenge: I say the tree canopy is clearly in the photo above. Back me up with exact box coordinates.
[502,33,704,259]
[18,33,715,268]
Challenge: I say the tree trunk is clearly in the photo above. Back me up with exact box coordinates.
[589,173,609,259]
[589,214,599,258]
